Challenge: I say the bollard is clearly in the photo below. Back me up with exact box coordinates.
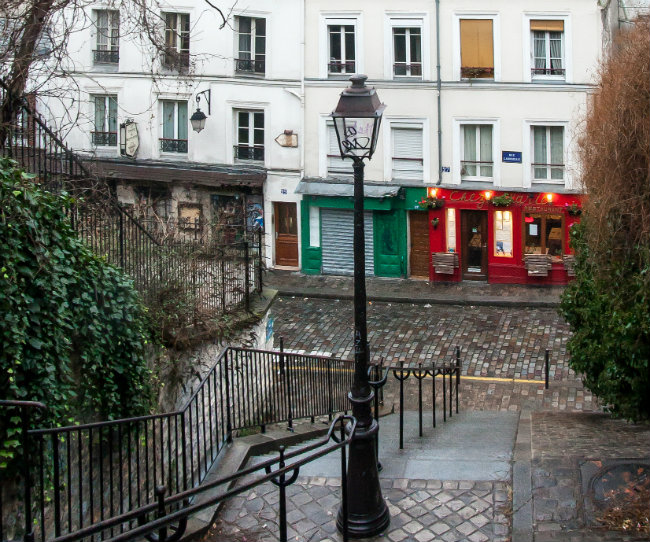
[545,349,550,390]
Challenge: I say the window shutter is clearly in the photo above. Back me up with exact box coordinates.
[162,101,175,139]
[392,126,423,180]
[460,19,493,69]
[530,20,564,32]
[327,124,353,176]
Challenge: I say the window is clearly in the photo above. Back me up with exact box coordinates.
[178,203,202,231]
[494,210,513,257]
[461,124,493,180]
[160,101,188,153]
[524,213,563,260]
[135,186,171,219]
[393,27,421,78]
[326,121,353,177]
[391,125,423,180]
[92,95,118,146]
[460,19,493,79]
[234,111,264,161]
[446,208,457,253]
[532,126,564,183]
[235,17,266,74]
[94,10,119,64]
[531,20,564,79]
[163,13,190,69]
[328,24,355,74]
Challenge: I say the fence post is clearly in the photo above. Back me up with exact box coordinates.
[22,408,35,542]
[545,349,550,390]
[456,346,461,414]
[244,241,250,311]
[257,228,264,292]
[220,257,226,312]
[119,210,125,269]
[225,351,232,443]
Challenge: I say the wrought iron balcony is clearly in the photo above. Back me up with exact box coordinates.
[235,58,265,74]
[160,138,188,153]
[328,60,356,74]
[163,50,190,70]
[234,145,264,161]
[91,131,118,146]
[93,49,119,64]
[393,62,422,77]
[531,67,566,77]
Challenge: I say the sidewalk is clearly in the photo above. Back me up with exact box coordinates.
[265,270,564,307]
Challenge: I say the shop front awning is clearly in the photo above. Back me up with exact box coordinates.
[296,178,401,199]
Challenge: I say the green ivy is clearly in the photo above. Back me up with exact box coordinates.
[560,223,650,421]
[0,158,154,471]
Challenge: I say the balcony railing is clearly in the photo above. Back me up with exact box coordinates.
[234,145,264,161]
[328,60,356,74]
[531,67,566,77]
[91,131,117,146]
[461,160,494,178]
[532,163,565,182]
[163,50,190,70]
[460,66,494,79]
[393,62,422,77]
[93,49,119,64]
[235,58,265,74]
[160,138,188,153]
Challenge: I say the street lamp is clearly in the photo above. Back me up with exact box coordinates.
[331,74,389,538]
[190,89,211,133]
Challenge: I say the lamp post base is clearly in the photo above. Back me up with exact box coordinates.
[336,396,390,538]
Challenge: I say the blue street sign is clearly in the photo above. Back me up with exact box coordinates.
[502,151,522,163]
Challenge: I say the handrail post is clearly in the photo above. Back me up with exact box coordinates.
[545,349,550,390]
[277,447,287,542]
[244,241,250,311]
[224,351,232,443]
[181,413,188,491]
[155,486,168,542]
[257,227,263,292]
[119,209,125,269]
[456,346,461,414]
[22,409,34,542]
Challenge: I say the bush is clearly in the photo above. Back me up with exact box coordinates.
[0,159,154,469]
[560,18,650,421]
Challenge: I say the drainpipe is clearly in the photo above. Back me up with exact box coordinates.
[436,0,443,185]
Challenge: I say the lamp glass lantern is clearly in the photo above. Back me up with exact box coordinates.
[190,108,207,133]
[331,75,385,162]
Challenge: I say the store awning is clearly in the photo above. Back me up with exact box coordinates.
[296,179,401,199]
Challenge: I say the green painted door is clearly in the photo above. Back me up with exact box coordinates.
[374,210,405,277]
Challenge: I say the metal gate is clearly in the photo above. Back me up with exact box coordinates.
[321,208,374,276]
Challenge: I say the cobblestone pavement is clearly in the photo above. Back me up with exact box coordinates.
[209,477,511,542]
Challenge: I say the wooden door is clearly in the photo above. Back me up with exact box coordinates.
[460,210,488,280]
[409,211,430,278]
[274,202,298,267]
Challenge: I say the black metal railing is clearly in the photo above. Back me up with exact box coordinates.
[162,51,190,70]
[91,131,117,146]
[328,61,356,74]
[235,58,265,74]
[233,145,264,161]
[393,62,422,77]
[93,50,119,64]
[159,138,187,153]
[0,345,356,542]
[531,67,565,76]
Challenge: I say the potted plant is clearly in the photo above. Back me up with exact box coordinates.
[491,193,515,207]
[566,203,582,216]
[418,196,445,210]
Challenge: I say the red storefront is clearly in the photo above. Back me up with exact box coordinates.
[423,187,583,284]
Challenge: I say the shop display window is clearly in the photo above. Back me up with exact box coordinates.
[494,210,513,257]
[524,213,563,260]
[446,208,457,252]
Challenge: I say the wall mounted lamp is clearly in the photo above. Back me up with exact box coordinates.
[190,89,211,133]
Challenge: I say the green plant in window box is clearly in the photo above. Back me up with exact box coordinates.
[418,196,445,210]
[490,193,514,207]
[566,203,582,216]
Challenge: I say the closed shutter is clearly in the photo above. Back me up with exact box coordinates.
[327,124,353,177]
[392,126,423,180]
[321,209,374,276]
[460,19,493,75]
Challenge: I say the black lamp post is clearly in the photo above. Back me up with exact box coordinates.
[332,74,389,538]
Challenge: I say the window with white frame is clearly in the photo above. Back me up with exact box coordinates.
[163,12,190,69]
[92,95,118,147]
[326,121,353,177]
[531,20,564,79]
[235,16,266,74]
[391,124,423,180]
[532,126,564,182]
[235,110,264,161]
[393,27,422,78]
[328,22,356,75]
[460,19,494,79]
[461,124,493,180]
[93,10,119,64]
[160,100,188,153]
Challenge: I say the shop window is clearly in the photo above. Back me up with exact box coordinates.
[391,124,423,180]
[235,16,266,74]
[461,124,493,180]
[446,208,457,252]
[494,210,513,257]
[309,206,320,247]
[460,19,493,79]
[524,213,563,261]
[531,20,564,79]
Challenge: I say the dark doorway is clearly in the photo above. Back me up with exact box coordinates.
[460,210,488,280]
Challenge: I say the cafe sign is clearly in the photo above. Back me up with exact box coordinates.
[120,120,139,158]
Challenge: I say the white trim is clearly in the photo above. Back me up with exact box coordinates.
[382,117,429,183]
[522,119,569,188]
[318,12,363,79]
[521,13,572,84]
[452,118,501,186]
[383,13,430,80]
[452,12,501,82]
[318,114,329,177]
